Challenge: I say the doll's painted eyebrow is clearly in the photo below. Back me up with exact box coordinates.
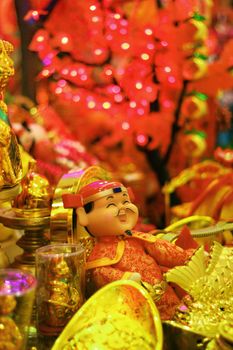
[106,192,128,201]
[106,195,114,200]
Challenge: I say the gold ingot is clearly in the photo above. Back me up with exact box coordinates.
[163,321,210,350]
[52,280,163,350]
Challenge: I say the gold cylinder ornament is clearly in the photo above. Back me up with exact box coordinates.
[35,243,86,336]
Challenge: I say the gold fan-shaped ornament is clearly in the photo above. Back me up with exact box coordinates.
[165,242,233,337]
[165,245,207,292]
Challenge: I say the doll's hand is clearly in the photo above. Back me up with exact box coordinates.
[127,272,141,283]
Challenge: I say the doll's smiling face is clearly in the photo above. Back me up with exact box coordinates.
[85,190,139,237]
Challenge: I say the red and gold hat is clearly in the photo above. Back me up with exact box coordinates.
[62,180,131,208]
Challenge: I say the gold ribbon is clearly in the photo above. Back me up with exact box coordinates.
[85,240,125,270]
[130,231,165,243]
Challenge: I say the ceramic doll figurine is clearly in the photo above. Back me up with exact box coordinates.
[45,258,81,329]
[63,180,195,320]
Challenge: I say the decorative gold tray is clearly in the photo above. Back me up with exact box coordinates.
[0,208,50,230]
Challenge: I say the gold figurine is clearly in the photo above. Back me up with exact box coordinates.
[39,257,81,334]
[12,160,52,217]
[0,39,22,190]
[0,40,14,114]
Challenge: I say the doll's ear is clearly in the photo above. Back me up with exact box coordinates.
[76,207,89,227]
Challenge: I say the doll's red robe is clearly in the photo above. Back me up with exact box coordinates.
[86,231,194,320]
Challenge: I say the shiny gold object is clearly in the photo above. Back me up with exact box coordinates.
[165,215,214,232]
[165,242,233,338]
[36,243,85,336]
[218,321,233,346]
[0,246,9,268]
[163,160,229,197]
[0,295,16,315]
[7,160,52,273]
[0,269,36,350]
[52,280,163,350]
[206,321,233,350]
[45,258,81,329]
[50,165,111,244]
[141,280,167,303]
[0,39,23,191]
[0,161,52,274]
[12,160,52,218]
[0,294,23,350]
[0,40,14,114]
[0,199,15,241]
[162,160,230,225]
[0,316,23,349]
[164,217,233,247]
[163,320,210,350]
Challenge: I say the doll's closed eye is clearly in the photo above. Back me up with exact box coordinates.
[106,203,117,208]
